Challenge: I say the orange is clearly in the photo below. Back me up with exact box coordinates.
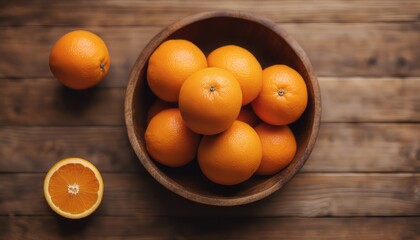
[252,65,308,125]
[237,105,259,127]
[198,121,262,185]
[207,45,262,105]
[146,99,176,123]
[43,157,104,219]
[179,67,242,135]
[254,123,297,175]
[145,108,200,167]
[147,39,207,102]
[49,30,110,90]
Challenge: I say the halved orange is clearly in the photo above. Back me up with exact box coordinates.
[43,157,104,219]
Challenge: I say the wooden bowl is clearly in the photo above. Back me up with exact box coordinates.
[125,11,321,206]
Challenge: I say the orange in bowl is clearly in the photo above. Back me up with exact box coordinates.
[207,45,263,105]
[254,123,297,176]
[145,108,201,167]
[147,39,207,102]
[179,67,242,135]
[237,105,259,127]
[198,121,262,185]
[252,64,308,125]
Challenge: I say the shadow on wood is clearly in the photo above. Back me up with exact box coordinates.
[59,85,100,113]
[54,215,94,235]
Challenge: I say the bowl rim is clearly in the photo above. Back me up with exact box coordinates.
[125,10,322,206]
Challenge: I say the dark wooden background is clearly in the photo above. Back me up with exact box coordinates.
[1,0,419,239]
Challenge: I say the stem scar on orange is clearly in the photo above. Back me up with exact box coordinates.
[179,67,242,135]
[43,157,104,219]
[252,65,308,125]
[49,30,110,90]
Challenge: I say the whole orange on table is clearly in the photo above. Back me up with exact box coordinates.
[145,39,307,185]
[49,30,110,90]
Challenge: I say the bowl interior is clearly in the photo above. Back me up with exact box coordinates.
[128,13,319,205]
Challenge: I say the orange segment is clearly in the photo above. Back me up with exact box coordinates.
[44,158,104,219]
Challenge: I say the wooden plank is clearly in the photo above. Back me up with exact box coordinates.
[1,0,419,26]
[320,77,420,122]
[1,216,418,240]
[0,79,125,126]
[0,127,139,173]
[0,173,418,217]
[0,124,418,173]
[0,23,418,79]
[304,123,420,172]
[1,78,419,125]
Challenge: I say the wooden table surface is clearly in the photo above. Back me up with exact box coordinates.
[1,1,419,239]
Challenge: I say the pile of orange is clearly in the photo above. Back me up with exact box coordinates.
[145,39,307,185]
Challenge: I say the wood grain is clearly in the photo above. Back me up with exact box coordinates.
[0,0,418,238]
[0,127,139,173]
[1,0,419,26]
[0,23,418,79]
[1,78,418,125]
[320,77,420,122]
[0,124,418,173]
[305,123,420,172]
[0,173,418,217]
[1,216,418,240]
[0,79,125,126]
[0,123,420,173]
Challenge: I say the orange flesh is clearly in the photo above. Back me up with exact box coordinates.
[48,163,99,214]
